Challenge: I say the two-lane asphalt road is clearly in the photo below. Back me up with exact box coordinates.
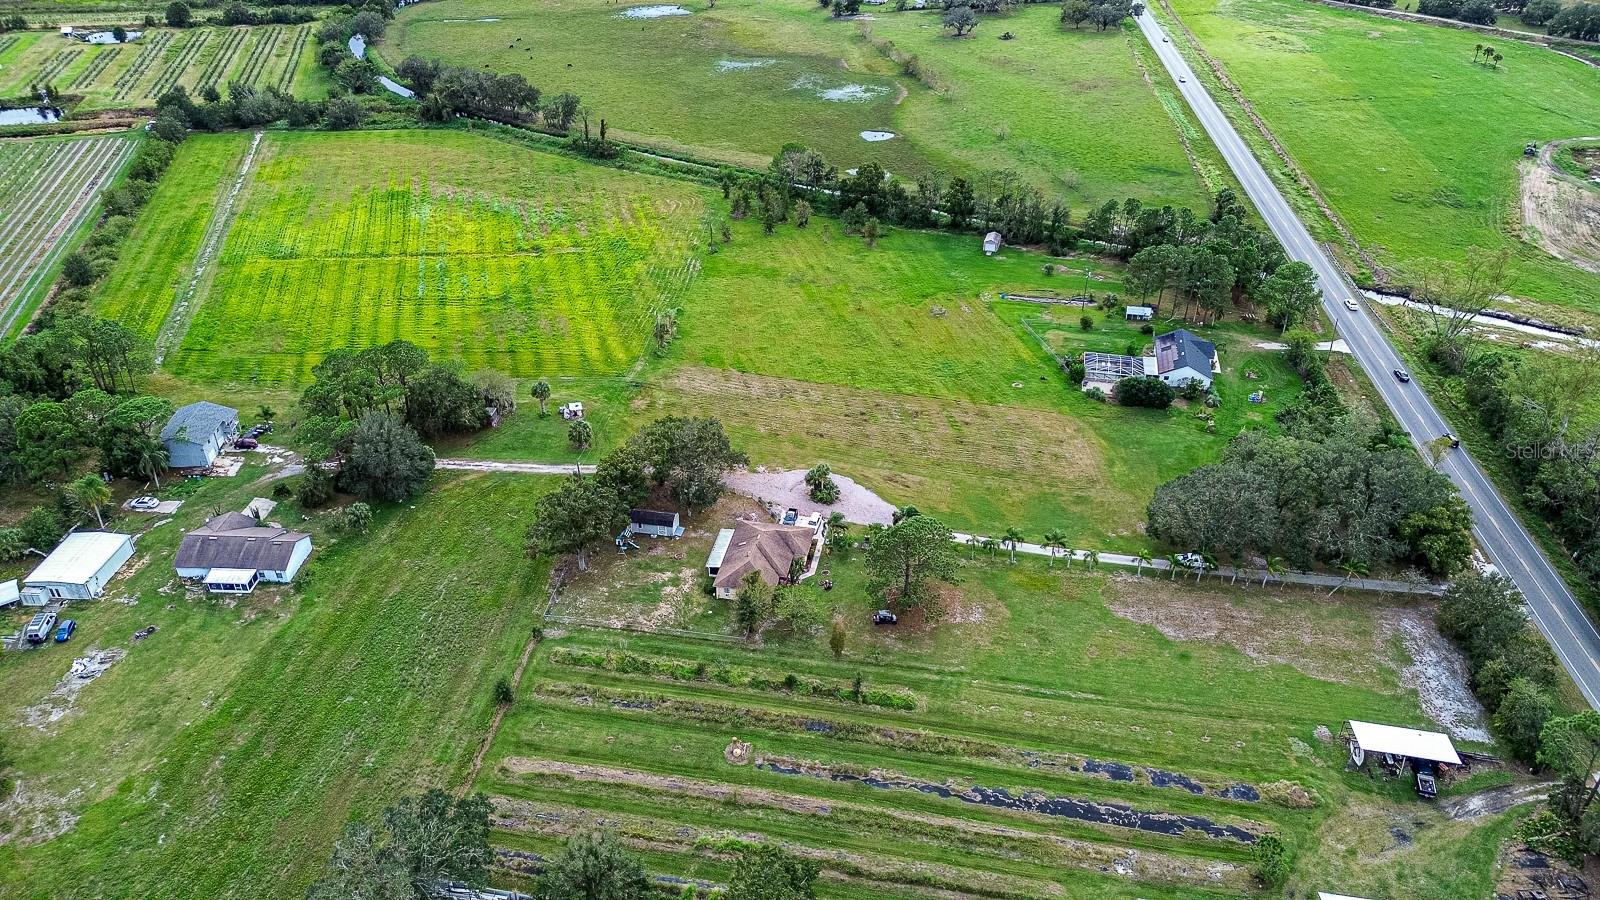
[1135,10,1600,707]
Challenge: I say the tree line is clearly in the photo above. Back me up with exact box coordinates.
[1147,338,1474,578]
[306,786,821,899]
[1347,0,1600,38]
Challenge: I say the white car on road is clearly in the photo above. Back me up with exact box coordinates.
[1343,298,1360,311]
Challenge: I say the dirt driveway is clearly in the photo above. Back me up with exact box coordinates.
[723,468,895,525]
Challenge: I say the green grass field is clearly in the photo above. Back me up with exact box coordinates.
[93,129,710,388]
[0,25,325,109]
[633,215,1302,546]
[481,553,1510,898]
[386,0,1216,209]
[0,470,551,900]
[1165,0,1600,314]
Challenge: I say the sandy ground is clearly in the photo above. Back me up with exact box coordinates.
[1377,607,1490,743]
[723,467,895,525]
[1520,138,1600,274]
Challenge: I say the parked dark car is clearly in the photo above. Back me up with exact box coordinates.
[54,619,77,643]
[234,437,259,450]
[1415,761,1438,798]
[872,610,898,625]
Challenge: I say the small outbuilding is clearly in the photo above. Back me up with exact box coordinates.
[0,580,19,609]
[1125,305,1154,321]
[626,509,683,539]
[982,231,1002,256]
[24,531,136,601]
[559,402,584,420]
[1346,720,1461,798]
[162,401,240,469]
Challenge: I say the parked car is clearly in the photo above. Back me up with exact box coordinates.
[54,619,77,643]
[782,508,799,526]
[872,610,898,625]
[1175,552,1205,570]
[24,611,58,645]
[1393,369,1411,383]
[129,495,160,510]
[1343,298,1360,311]
[234,437,259,450]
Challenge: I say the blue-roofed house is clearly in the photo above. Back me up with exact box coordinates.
[161,401,239,469]
[1151,329,1219,390]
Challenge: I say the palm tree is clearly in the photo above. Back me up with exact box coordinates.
[1167,554,1182,581]
[1134,552,1153,576]
[980,536,1000,560]
[1492,51,1503,69]
[966,533,981,558]
[1473,42,1483,62]
[1200,552,1218,583]
[135,439,169,489]
[67,474,112,528]
[893,505,921,525]
[1328,560,1370,597]
[1084,549,1100,570]
[1040,529,1068,568]
[1261,555,1285,589]
[531,379,552,416]
[1002,526,1025,564]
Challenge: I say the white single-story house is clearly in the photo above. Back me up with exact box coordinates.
[175,512,313,593]
[1125,305,1155,321]
[626,509,683,539]
[24,531,136,601]
[709,520,814,600]
[161,401,239,469]
[982,231,1002,256]
[1151,328,1219,390]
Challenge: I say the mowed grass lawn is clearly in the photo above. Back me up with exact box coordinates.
[387,0,1214,208]
[1168,0,1600,313]
[480,556,1508,898]
[636,216,1301,547]
[93,129,710,389]
[0,471,551,900]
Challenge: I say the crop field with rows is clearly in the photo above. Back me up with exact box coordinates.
[94,129,711,388]
[0,133,134,338]
[0,25,324,109]
[479,556,1506,899]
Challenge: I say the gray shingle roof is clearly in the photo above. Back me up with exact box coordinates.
[161,401,238,444]
[1154,329,1217,375]
[176,513,309,572]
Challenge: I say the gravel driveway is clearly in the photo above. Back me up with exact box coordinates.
[723,468,895,525]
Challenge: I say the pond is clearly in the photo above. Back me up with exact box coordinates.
[0,107,63,126]
[618,4,692,18]
[347,35,416,98]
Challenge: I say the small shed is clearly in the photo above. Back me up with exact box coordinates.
[1125,305,1154,321]
[24,531,136,601]
[982,231,1002,256]
[627,509,683,539]
[1346,721,1461,768]
[0,580,18,608]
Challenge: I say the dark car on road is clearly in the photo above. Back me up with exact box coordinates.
[1393,369,1411,383]
[234,437,259,450]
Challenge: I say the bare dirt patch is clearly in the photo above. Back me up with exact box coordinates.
[1520,138,1600,274]
[1105,574,1391,685]
[1377,606,1489,743]
[725,466,895,525]
[19,647,128,730]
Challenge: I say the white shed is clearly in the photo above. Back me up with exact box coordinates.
[0,580,18,608]
[24,532,136,601]
[982,232,1002,256]
[1346,720,1461,767]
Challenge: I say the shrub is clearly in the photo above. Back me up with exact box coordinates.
[493,677,514,705]
[1253,834,1289,887]
[1112,376,1174,409]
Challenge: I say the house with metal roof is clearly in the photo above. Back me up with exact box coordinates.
[175,513,312,594]
[625,509,683,539]
[1151,328,1219,390]
[161,401,239,469]
[24,531,136,601]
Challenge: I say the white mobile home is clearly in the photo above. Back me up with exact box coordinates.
[24,532,136,601]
